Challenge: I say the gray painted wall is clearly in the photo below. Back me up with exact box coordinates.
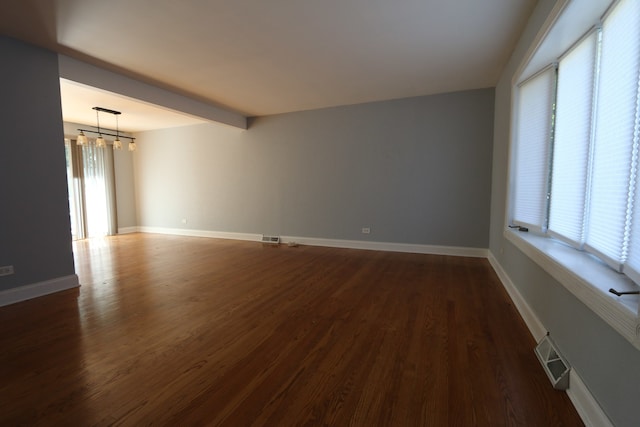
[489,1,640,426]
[114,149,137,229]
[134,89,494,248]
[0,37,75,292]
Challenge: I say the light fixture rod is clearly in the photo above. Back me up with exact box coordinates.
[77,128,135,142]
[96,109,101,134]
[81,125,124,134]
[92,106,122,115]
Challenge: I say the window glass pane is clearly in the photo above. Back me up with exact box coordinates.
[585,0,640,270]
[512,67,555,230]
[548,32,597,246]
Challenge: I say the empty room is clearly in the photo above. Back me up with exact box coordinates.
[1,0,639,425]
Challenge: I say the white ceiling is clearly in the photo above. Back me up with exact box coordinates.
[59,79,209,132]
[1,0,537,128]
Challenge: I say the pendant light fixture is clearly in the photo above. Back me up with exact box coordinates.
[113,113,122,150]
[75,107,136,151]
[95,108,106,147]
[77,130,88,146]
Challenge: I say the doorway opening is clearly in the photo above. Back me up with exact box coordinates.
[64,139,117,240]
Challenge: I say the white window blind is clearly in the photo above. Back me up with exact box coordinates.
[512,67,556,231]
[548,31,598,247]
[585,0,640,271]
[616,0,640,282]
[511,0,640,287]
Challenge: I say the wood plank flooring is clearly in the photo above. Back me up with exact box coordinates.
[0,233,583,426]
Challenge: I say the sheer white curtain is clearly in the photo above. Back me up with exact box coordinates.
[65,139,118,239]
[65,140,85,240]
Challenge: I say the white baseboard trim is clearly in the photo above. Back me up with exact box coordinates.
[487,251,613,427]
[487,252,547,341]
[118,226,138,234]
[137,226,262,242]
[567,371,614,427]
[281,235,488,257]
[134,226,487,258]
[0,274,80,307]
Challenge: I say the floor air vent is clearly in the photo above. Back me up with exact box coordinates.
[535,334,570,390]
[261,235,280,245]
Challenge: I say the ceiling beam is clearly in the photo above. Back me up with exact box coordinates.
[58,55,247,129]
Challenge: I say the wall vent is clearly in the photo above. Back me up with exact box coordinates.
[261,235,280,245]
[535,334,570,390]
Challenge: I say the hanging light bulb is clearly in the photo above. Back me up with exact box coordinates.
[113,113,122,149]
[128,140,137,152]
[94,108,106,148]
[77,130,88,145]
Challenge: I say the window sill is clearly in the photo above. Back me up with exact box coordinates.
[504,228,640,351]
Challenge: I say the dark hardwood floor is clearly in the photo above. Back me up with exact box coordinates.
[0,233,583,426]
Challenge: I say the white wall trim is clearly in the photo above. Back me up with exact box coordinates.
[487,251,547,341]
[118,226,139,234]
[280,235,488,257]
[133,226,488,258]
[0,274,80,307]
[567,371,614,427]
[137,226,262,242]
[487,251,613,427]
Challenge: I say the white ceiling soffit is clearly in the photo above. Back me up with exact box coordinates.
[1,0,536,118]
[59,79,210,132]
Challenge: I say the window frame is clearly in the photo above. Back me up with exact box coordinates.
[506,0,640,350]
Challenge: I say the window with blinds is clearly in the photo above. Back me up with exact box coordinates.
[511,0,640,282]
[548,30,597,248]
[513,67,556,232]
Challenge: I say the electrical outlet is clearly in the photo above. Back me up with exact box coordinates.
[0,265,15,277]
[361,227,371,234]
[181,218,188,224]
